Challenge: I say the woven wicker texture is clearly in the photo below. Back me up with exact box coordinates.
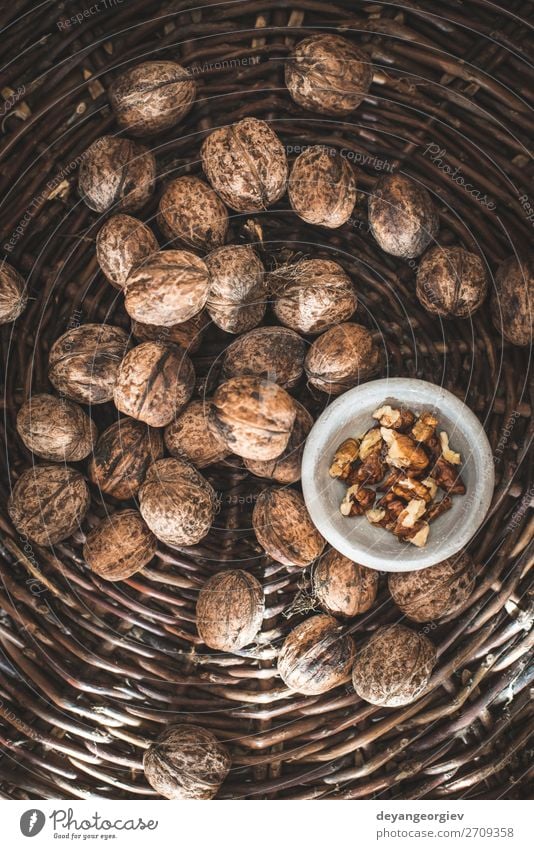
[0,0,532,800]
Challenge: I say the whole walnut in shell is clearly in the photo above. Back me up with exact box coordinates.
[305,323,380,395]
[352,623,436,707]
[201,117,288,213]
[96,214,158,289]
[368,173,439,259]
[252,487,325,567]
[109,60,196,136]
[278,614,355,695]
[88,417,164,500]
[17,393,97,462]
[313,549,378,618]
[144,724,231,800]
[416,246,488,318]
[490,255,534,347]
[158,176,229,251]
[164,400,228,468]
[48,323,130,405]
[288,146,357,228]
[139,457,216,546]
[272,258,357,334]
[389,551,475,622]
[205,244,267,334]
[114,342,194,427]
[244,400,313,484]
[83,509,156,581]
[209,376,297,461]
[196,570,264,651]
[222,326,306,389]
[78,136,155,213]
[131,310,209,354]
[285,34,372,116]
[125,249,210,326]
[8,464,90,546]
[0,260,27,324]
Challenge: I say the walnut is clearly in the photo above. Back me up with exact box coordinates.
[205,244,267,333]
[391,477,434,504]
[490,255,534,347]
[222,326,306,389]
[131,310,209,355]
[395,498,427,529]
[252,487,325,567]
[158,176,229,251]
[0,259,27,324]
[209,376,297,461]
[358,427,383,459]
[416,246,488,318]
[372,405,415,431]
[389,551,476,621]
[143,724,230,800]
[305,323,381,395]
[400,520,430,547]
[8,464,90,546]
[346,450,385,486]
[109,60,196,136]
[368,173,438,259]
[439,431,461,465]
[88,417,164,500]
[125,249,210,326]
[271,258,357,335]
[288,146,357,228]
[164,400,228,468]
[411,411,438,443]
[380,428,429,472]
[48,323,130,405]
[426,496,453,522]
[278,614,355,695]
[352,624,436,706]
[201,117,288,212]
[139,458,216,546]
[313,549,378,618]
[114,341,194,428]
[244,400,313,484]
[285,34,372,116]
[196,570,264,651]
[83,509,156,581]
[96,214,158,290]
[340,484,375,516]
[17,393,97,462]
[431,456,466,494]
[78,136,155,213]
[329,438,360,479]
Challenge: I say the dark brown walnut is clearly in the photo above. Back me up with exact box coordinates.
[352,623,437,707]
[244,400,313,484]
[278,614,355,695]
[143,724,231,800]
[285,34,372,116]
[88,417,164,500]
[114,342,194,428]
[313,549,378,618]
[96,214,158,289]
[0,259,27,323]
[209,376,297,461]
[196,570,265,651]
[48,324,130,405]
[389,551,475,622]
[164,400,228,468]
[416,246,488,318]
[125,249,210,327]
[205,244,267,334]
[17,393,97,462]
[201,117,288,213]
[131,310,209,355]
[272,258,357,335]
[83,509,156,581]
[8,464,90,546]
[368,173,439,259]
[139,457,216,546]
[252,487,325,567]
[158,176,229,251]
[305,323,380,395]
[78,136,155,213]
[109,60,196,136]
[288,146,357,228]
[491,255,534,347]
[222,326,306,389]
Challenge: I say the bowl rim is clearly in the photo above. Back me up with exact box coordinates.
[301,377,495,572]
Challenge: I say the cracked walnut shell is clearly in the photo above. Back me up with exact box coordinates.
[83,509,156,581]
[196,570,265,652]
[144,724,231,800]
[252,487,325,567]
[278,614,355,696]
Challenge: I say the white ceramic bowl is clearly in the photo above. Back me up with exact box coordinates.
[301,378,494,572]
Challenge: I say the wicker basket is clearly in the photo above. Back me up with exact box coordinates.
[0,0,532,800]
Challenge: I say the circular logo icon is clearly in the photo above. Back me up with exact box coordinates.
[20,810,46,837]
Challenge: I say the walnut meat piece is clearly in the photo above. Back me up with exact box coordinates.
[158,176,229,251]
[125,249,211,326]
[340,484,375,516]
[96,214,158,290]
[395,498,427,530]
[346,450,384,486]
[432,457,466,495]
[373,405,415,431]
[253,487,325,567]
[388,551,475,621]
[439,431,461,465]
[83,509,156,581]
[88,417,164,500]
[396,520,430,547]
[358,427,383,460]
[426,496,453,522]
[411,411,438,443]
[380,428,429,473]
[278,614,355,695]
[329,438,360,479]
[288,146,357,228]
[143,724,230,800]
[313,549,378,617]
[196,570,264,651]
